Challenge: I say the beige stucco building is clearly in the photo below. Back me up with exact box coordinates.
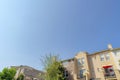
[62,44,120,80]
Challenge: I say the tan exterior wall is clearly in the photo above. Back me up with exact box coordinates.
[63,47,120,80]
[74,52,90,80]
[88,51,118,80]
[111,50,120,80]
[88,55,102,79]
[63,59,75,80]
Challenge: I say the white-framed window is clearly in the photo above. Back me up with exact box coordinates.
[81,58,85,64]
[114,52,117,56]
[114,50,120,56]
[78,58,85,66]
[78,59,82,65]
[100,54,104,61]
[64,70,69,78]
[105,53,110,61]
[79,69,86,78]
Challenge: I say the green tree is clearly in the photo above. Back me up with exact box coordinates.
[40,54,65,80]
[0,67,16,80]
[16,74,24,80]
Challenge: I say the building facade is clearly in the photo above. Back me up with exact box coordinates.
[62,44,120,80]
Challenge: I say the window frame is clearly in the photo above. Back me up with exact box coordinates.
[78,57,85,66]
[64,70,69,78]
[79,69,86,78]
[81,58,85,64]
[100,54,104,61]
[105,53,110,61]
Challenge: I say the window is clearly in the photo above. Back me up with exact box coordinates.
[105,53,110,61]
[81,58,85,64]
[114,52,117,56]
[114,51,120,56]
[100,54,104,61]
[80,69,86,78]
[64,70,69,78]
[78,59,82,65]
[97,68,100,72]
[78,58,85,66]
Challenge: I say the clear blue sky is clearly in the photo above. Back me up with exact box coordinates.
[0,0,120,71]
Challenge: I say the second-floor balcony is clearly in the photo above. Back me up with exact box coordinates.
[103,65,116,79]
[104,73,116,78]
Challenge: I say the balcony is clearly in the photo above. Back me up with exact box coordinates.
[103,65,117,79]
[104,73,116,78]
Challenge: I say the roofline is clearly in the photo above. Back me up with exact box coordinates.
[61,48,120,60]
[89,48,120,56]
[112,48,120,51]
[61,58,74,63]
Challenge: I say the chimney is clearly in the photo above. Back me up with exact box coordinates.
[108,44,113,50]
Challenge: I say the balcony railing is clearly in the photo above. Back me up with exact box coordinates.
[104,73,116,78]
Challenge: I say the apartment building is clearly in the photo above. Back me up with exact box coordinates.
[62,44,120,80]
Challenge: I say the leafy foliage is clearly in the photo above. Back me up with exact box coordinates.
[46,61,65,80]
[0,67,16,80]
[16,74,24,80]
[40,54,65,80]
